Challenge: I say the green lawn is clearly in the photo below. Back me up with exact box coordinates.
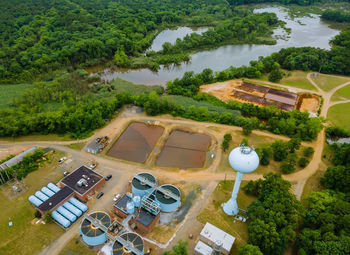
[111,78,163,95]
[65,142,86,151]
[0,151,66,255]
[256,71,316,91]
[58,236,95,255]
[279,71,316,91]
[331,84,350,101]
[327,102,350,130]
[311,73,350,92]
[197,180,256,255]
[0,83,33,109]
[0,133,73,143]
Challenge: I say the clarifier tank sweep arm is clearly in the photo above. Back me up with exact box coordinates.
[223,145,259,216]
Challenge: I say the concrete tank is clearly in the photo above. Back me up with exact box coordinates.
[80,211,111,246]
[41,187,55,197]
[68,197,88,212]
[47,182,60,193]
[29,195,43,207]
[131,172,157,197]
[35,191,49,202]
[111,232,144,255]
[52,211,71,228]
[63,202,82,217]
[57,206,77,223]
[155,184,181,213]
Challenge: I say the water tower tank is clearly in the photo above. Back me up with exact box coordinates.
[111,232,144,255]
[80,211,111,246]
[228,146,259,173]
[155,184,181,212]
[131,172,158,197]
[133,196,141,207]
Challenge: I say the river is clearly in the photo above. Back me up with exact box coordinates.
[88,6,340,86]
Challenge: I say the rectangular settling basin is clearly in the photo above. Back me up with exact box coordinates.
[107,122,164,163]
[156,130,211,168]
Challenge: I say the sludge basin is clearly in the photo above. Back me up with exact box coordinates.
[107,122,164,163]
[156,130,211,168]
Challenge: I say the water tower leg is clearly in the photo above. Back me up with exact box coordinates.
[223,172,243,216]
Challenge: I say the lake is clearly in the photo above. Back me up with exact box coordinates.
[88,6,340,86]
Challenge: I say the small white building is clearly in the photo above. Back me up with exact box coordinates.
[199,222,235,255]
[194,240,213,255]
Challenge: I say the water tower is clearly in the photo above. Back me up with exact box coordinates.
[223,145,259,216]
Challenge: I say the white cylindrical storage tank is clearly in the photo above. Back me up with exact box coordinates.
[47,182,60,193]
[57,206,77,222]
[41,187,55,197]
[126,202,135,214]
[112,232,144,255]
[80,211,111,246]
[35,191,49,202]
[131,172,157,197]
[63,202,82,217]
[29,195,43,207]
[133,196,141,207]
[68,197,88,212]
[52,211,71,228]
[155,184,181,213]
[228,146,260,173]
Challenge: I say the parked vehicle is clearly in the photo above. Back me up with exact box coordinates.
[58,157,67,163]
[105,174,112,181]
[113,194,121,202]
[96,192,104,199]
[89,163,97,169]
[63,171,70,176]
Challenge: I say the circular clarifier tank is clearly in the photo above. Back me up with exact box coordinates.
[155,184,181,213]
[112,232,144,255]
[131,172,158,197]
[228,146,259,173]
[80,211,111,246]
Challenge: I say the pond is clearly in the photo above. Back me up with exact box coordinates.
[327,137,350,144]
[89,6,340,86]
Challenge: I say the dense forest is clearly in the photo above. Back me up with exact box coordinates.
[2,0,349,82]
[242,141,350,254]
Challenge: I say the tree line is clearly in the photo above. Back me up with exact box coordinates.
[322,9,350,23]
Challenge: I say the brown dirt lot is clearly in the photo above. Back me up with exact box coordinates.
[200,80,242,102]
[297,94,321,113]
[0,145,33,160]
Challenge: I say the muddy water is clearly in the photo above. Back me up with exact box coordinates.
[156,130,211,168]
[107,122,164,163]
[88,7,340,85]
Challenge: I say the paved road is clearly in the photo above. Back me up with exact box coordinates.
[1,75,350,255]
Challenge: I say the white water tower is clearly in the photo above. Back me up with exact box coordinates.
[223,145,259,216]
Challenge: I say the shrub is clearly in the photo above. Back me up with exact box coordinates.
[34,210,42,219]
[44,211,53,223]
[298,157,309,167]
[303,147,315,157]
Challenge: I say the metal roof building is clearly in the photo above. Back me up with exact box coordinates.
[86,140,103,154]
[199,222,235,255]
[0,146,38,170]
[194,241,214,255]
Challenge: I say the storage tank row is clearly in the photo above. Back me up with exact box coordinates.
[131,173,181,213]
[28,182,88,228]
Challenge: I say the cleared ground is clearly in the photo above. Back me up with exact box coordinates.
[0,151,66,255]
[310,73,350,92]
[197,181,256,255]
[0,83,33,109]
[327,102,350,129]
[64,142,86,151]
[331,84,350,101]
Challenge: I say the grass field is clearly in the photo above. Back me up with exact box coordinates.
[111,78,163,95]
[327,102,350,130]
[0,133,73,143]
[58,236,95,255]
[331,84,350,101]
[65,142,86,151]
[256,71,316,91]
[0,83,33,109]
[311,73,350,92]
[197,180,256,255]
[280,71,316,91]
[0,151,66,255]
